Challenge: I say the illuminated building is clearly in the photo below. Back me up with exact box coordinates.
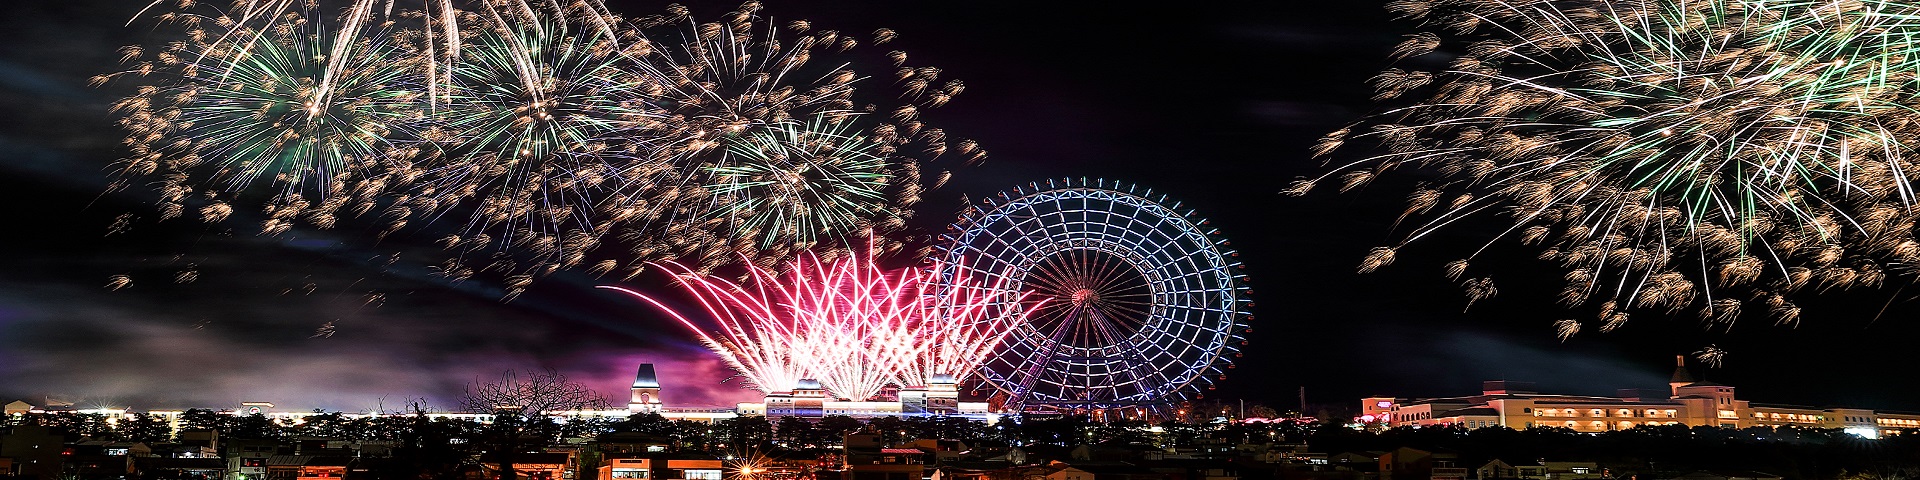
[594,458,723,480]
[0,361,998,435]
[621,364,999,423]
[627,364,663,415]
[1360,356,1920,438]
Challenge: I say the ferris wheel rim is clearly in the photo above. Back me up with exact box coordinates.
[933,178,1249,408]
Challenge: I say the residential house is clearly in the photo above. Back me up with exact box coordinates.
[1476,459,1547,479]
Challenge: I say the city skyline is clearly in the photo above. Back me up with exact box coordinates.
[2,0,1920,415]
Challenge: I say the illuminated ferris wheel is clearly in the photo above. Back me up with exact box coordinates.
[934,178,1250,412]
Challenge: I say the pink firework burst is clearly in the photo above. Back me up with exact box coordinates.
[602,251,1029,401]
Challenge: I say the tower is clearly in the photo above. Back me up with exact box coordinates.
[1668,355,1695,398]
[629,364,662,414]
[925,374,959,414]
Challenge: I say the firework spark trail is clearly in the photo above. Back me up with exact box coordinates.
[103,6,423,226]
[413,8,670,278]
[705,114,893,250]
[102,1,984,296]
[601,250,1027,401]
[1295,0,1920,335]
[598,1,983,270]
[97,1,983,297]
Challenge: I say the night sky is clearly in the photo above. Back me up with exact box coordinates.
[2,0,1917,414]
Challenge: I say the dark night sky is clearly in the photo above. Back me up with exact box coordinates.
[2,0,1917,414]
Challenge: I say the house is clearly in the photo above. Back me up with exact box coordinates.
[267,455,317,480]
[901,438,972,464]
[596,458,650,480]
[660,457,723,480]
[968,446,1027,465]
[1477,459,1547,479]
[2,425,65,480]
[66,453,135,478]
[1543,461,1603,479]
[479,452,573,480]
[135,457,229,479]
[296,457,353,480]
[1379,447,1462,480]
[1328,451,1384,471]
[69,440,153,457]
[844,448,926,480]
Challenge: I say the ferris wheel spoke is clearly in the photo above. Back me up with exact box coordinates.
[934,181,1248,410]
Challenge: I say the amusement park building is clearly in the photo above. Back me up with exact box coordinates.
[4,363,1001,430]
[1360,357,1920,438]
[626,364,1001,423]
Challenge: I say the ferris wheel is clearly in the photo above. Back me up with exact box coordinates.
[934,178,1250,412]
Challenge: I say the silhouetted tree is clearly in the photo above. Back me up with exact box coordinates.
[718,416,773,449]
[816,415,864,446]
[612,413,674,437]
[118,413,171,443]
[775,416,815,447]
[461,369,607,480]
[376,401,476,480]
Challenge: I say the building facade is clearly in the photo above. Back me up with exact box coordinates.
[1362,357,1920,438]
[622,363,1000,423]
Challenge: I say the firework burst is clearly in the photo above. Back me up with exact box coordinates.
[601,247,1027,401]
[102,1,984,298]
[1296,0,1920,335]
[413,9,669,280]
[602,1,981,272]
[704,114,894,250]
[105,7,420,216]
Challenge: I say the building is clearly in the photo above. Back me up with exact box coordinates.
[621,363,1001,424]
[628,364,664,414]
[1,424,64,479]
[479,452,573,480]
[295,457,353,480]
[1378,447,1463,480]
[1362,356,1920,438]
[597,458,651,480]
[844,446,925,480]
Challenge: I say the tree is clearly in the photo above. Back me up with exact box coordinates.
[119,413,172,444]
[612,413,674,437]
[461,369,607,480]
[378,400,476,480]
[228,413,279,440]
[815,415,863,447]
[718,416,774,450]
[670,419,715,451]
[865,416,912,446]
[775,416,816,448]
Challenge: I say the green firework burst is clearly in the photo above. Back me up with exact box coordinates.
[1300,0,1920,331]
[706,114,892,249]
